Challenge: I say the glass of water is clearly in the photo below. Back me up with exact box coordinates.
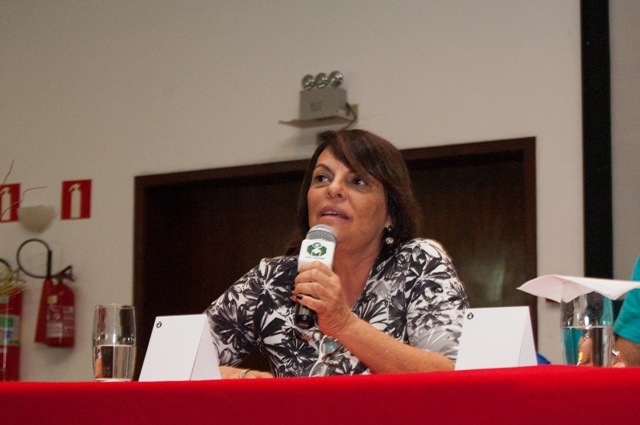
[92,304,137,381]
[561,292,614,366]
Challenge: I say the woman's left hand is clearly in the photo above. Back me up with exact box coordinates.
[293,261,355,336]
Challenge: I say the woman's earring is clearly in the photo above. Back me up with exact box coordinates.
[384,226,395,246]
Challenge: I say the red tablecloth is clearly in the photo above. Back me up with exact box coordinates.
[1,366,638,425]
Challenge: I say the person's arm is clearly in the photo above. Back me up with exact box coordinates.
[331,315,454,372]
[615,336,640,367]
[219,366,274,379]
[297,284,455,372]
[206,260,281,378]
[613,288,640,367]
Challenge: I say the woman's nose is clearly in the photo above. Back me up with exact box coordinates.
[326,180,344,198]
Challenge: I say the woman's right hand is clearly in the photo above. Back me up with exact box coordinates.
[293,261,355,337]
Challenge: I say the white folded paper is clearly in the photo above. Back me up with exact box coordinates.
[455,306,537,370]
[139,314,221,382]
[517,275,640,303]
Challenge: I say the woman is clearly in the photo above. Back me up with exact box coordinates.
[206,129,468,378]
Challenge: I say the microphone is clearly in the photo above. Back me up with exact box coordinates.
[295,224,337,329]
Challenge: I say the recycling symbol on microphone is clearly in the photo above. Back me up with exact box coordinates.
[307,242,327,257]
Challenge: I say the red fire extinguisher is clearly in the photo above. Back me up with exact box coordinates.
[45,266,75,347]
[16,238,54,344]
[16,239,76,348]
[1,258,24,381]
[34,250,54,344]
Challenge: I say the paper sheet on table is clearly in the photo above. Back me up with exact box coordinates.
[517,275,640,303]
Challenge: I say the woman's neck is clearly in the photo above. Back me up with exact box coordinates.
[332,248,379,307]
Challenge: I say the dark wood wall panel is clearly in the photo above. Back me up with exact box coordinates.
[411,154,528,307]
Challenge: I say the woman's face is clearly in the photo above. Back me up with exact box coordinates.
[307,149,391,254]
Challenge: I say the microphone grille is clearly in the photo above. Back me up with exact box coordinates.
[305,224,337,243]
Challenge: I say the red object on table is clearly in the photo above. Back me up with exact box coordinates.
[1,366,638,425]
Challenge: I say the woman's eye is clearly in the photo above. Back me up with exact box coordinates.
[351,177,367,186]
[313,174,330,183]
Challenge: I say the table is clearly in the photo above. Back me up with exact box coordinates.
[1,366,638,424]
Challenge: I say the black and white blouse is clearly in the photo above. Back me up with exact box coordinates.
[206,238,469,377]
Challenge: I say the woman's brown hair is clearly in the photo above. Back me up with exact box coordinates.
[286,129,422,256]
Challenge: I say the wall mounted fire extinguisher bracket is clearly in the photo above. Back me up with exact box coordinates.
[16,238,75,348]
[16,238,53,280]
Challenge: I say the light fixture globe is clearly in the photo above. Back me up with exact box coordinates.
[301,74,315,90]
[314,73,328,89]
[328,71,343,87]
[18,205,56,234]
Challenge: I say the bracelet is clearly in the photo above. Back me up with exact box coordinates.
[239,368,251,379]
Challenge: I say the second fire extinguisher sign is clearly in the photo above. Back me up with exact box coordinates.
[61,180,92,220]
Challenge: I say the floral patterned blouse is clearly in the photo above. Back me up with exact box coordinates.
[206,238,469,377]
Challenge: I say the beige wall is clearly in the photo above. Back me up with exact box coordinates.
[1,1,584,380]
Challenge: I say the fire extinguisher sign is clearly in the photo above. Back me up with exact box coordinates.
[61,180,92,220]
[0,183,20,223]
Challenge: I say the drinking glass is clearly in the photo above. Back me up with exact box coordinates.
[561,292,614,366]
[92,304,137,381]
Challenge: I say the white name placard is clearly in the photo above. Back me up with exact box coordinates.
[455,307,537,370]
[139,314,221,381]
